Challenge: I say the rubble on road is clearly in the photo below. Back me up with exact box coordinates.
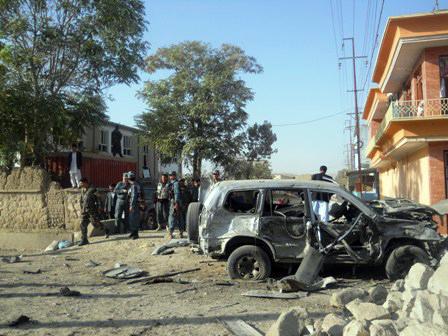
[8,315,34,327]
[265,253,448,336]
[103,265,147,279]
[59,286,81,297]
[241,290,308,300]
[1,255,23,263]
[152,239,190,255]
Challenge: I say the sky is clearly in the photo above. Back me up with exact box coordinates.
[105,0,443,175]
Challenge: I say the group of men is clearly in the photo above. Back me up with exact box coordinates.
[78,171,141,246]
[77,168,223,245]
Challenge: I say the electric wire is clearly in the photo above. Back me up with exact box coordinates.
[272,110,349,127]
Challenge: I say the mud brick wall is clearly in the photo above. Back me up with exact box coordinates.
[0,167,82,232]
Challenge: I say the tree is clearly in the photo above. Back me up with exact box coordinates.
[225,159,272,180]
[0,0,148,168]
[136,41,264,178]
[245,121,277,160]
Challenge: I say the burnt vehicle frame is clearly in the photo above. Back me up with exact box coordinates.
[186,180,447,280]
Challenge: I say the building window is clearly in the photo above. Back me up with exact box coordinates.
[98,130,109,152]
[123,136,132,156]
[440,56,448,99]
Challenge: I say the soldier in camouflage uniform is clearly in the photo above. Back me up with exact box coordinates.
[78,178,107,246]
[155,173,169,230]
[168,171,184,239]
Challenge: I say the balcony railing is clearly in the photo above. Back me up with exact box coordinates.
[370,98,448,149]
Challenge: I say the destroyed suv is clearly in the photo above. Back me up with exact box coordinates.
[186,180,447,280]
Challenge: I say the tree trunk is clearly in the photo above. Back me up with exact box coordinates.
[192,150,202,179]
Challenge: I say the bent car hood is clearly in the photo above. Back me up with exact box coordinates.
[368,198,443,219]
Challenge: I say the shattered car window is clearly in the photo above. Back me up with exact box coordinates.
[264,189,306,218]
[224,190,260,214]
[328,194,361,224]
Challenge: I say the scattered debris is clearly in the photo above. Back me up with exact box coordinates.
[209,303,240,311]
[63,263,71,268]
[369,285,389,305]
[23,268,41,274]
[114,262,126,268]
[175,287,197,294]
[85,260,100,268]
[1,255,23,264]
[159,249,175,256]
[321,313,347,336]
[44,240,60,252]
[213,280,235,287]
[190,246,202,254]
[104,266,146,279]
[152,239,190,255]
[278,275,337,293]
[8,315,33,327]
[59,286,81,297]
[126,267,200,285]
[199,260,220,264]
[330,287,368,308]
[241,290,308,299]
[220,319,263,336]
[64,257,79,261]
[57,240,73,250]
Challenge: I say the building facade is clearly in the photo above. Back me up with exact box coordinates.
[46,121,181,188]
[363,11,448,214]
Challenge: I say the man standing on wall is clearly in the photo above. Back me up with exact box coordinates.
[68,143,82,188]
[114,173,130,233]
[111,124,123,158]
[311,165,334,223]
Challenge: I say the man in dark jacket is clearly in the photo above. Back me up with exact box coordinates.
[311,165,334,223]
[104,183,117,219]
[68,143,82,188]
[78,178,108,246]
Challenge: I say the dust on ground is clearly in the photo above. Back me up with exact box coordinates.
[0,232,387,336]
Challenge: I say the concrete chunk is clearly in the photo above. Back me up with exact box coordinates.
[342,320,369,336]
[390,279,405,292]
[347,301,390,322]
[370,319,398,336]
[321,313,347,336]
[428,261,448,297]
[330,288,367,308]
[383,291,403,313]
[409,290,443,323]
[266,307,307,336]
[369,285,389,305]
[400,323,448,336]
[404,263,434,291]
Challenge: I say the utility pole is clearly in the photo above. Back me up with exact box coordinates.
[339,37,367,199]
[344,119,355,170]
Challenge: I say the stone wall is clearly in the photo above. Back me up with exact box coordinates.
[0,167,82,232]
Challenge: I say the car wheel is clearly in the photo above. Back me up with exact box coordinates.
[227,245,271,280]
[186,202,201,243]
[385,245,430,280]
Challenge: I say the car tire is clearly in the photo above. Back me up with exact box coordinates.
[385,245,430,280]
[227,245,271,280]
[186,202,201,243]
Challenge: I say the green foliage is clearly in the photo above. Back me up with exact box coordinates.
[0,0,148,168]
[225,160,272,180]
[245,121,277,160]
[137,41,271,178]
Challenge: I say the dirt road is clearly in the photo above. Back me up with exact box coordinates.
[0,232,383,335]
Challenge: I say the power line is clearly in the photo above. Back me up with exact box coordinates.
[361,0,386,91]
[272,110,349,127]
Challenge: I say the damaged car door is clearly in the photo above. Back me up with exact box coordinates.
[259,189,308,261]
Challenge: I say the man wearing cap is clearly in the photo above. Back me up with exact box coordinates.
[168,171,184,239]
[114,173,130,233]
[127,171,141,239]
[155,173,170,230]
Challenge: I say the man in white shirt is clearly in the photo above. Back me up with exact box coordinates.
[68,144,82,188]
